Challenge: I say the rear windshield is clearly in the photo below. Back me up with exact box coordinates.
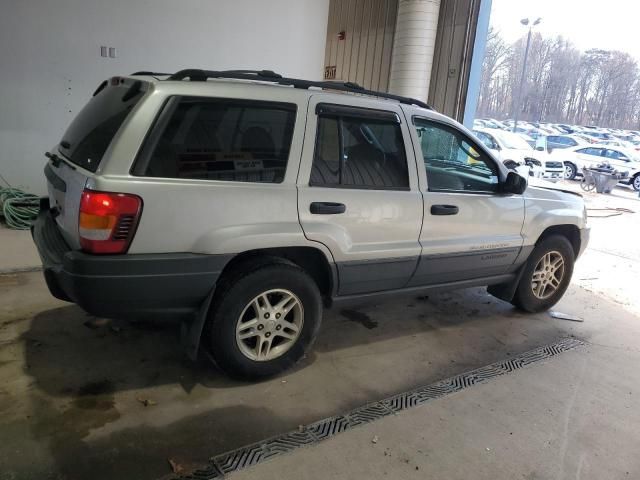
[58,80,144,172]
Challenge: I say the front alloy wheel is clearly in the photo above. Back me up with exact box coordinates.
[511,235,575,313]
[531,251,565,300]
[564,162,577,180]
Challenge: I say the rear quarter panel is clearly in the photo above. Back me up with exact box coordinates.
[89,81,316,255]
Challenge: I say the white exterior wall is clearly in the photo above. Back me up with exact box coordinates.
[0,0,329,194]
[388,0,440,101]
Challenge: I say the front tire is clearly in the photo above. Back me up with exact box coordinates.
[564,162,577,180]
[512,235,575,313]
[207,262,322,379]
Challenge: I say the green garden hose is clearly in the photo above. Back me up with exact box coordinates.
[0,187,40,230]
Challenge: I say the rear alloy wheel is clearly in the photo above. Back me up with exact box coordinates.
[235,289,304,362]
[633,174,640,192]
[564,162,577,180]
[512,235,574,313]
[207,262,322,379]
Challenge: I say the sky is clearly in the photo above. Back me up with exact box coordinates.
[490,0,640,61]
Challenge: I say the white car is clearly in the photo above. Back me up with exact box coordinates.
[597,139,635,150]
[552,145,640,190]
[473,128,564,181]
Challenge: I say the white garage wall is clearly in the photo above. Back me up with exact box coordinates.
[0,0,330,194]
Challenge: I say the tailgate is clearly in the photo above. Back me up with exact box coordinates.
[44,76,147,248]
[44,157,88,249]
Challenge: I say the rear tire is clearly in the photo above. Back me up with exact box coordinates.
[512,235,575,313]
[207,261,322,380]
[633,174,640,192]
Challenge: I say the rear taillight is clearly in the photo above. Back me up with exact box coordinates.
[79,189,142,254]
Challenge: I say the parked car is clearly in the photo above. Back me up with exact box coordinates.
[535,134,586,153]
[572,133,597,144]
[554,124,576,134]
[579,130,612,143]
[473,118,504,130]
[598,139,635,150]
[473,128,563,181]
[552,145,640,190]
[32,69,590,379]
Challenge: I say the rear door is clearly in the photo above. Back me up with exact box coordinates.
[45,77,146,247]
[406,115,525,286]
[297,95,423,296]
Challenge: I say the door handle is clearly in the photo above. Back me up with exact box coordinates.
[310,202,346,215]
[430,204,459,215]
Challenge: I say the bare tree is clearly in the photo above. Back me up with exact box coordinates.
[476,31,640,130]
[478,27,512,117]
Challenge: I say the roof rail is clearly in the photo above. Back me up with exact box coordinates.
[130,71,171,77]
[165,69,432,110]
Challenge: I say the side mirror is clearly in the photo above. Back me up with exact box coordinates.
[502,171,528,195]
[535,146,545,151]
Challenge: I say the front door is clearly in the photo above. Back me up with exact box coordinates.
[297,95,423,295]
[602,148,633,171]
[405,114,526,286]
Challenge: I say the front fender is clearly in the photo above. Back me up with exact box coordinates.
[523,187,585,244]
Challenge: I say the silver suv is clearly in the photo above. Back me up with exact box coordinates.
[32,69,590,379]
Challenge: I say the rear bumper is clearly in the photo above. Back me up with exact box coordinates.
[31,206,230,319]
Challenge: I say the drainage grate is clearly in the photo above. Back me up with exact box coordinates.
[178,337,584,479]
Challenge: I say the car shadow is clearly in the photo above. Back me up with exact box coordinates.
[15,286,577,480]
[22,287,565,398]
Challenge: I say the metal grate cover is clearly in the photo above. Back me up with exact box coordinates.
[178,337,584,479]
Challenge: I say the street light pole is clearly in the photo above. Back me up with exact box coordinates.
[512,17,541,134]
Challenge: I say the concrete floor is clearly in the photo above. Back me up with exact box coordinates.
[0,182,638,479]
[0,225,40,273]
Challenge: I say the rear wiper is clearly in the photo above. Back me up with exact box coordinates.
[60,140,71,149]
[45,151,75,170]
[121,80,143,102]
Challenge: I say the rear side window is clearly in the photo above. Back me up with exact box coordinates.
[135,98,296,183]
[59,80,144,172]
[310,105,409,190]
[578,147,603,156]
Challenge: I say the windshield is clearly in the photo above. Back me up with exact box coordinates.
[58,79,144,172]
[494,132,532,150]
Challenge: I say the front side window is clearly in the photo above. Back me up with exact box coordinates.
[414,118,500,193]
[136,97,296,183]
[311,107,409,190]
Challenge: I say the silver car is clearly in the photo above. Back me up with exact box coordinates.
[32,69,590,379]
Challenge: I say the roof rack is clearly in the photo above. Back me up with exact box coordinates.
[131,71,172,76]
[163,69,432,110]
